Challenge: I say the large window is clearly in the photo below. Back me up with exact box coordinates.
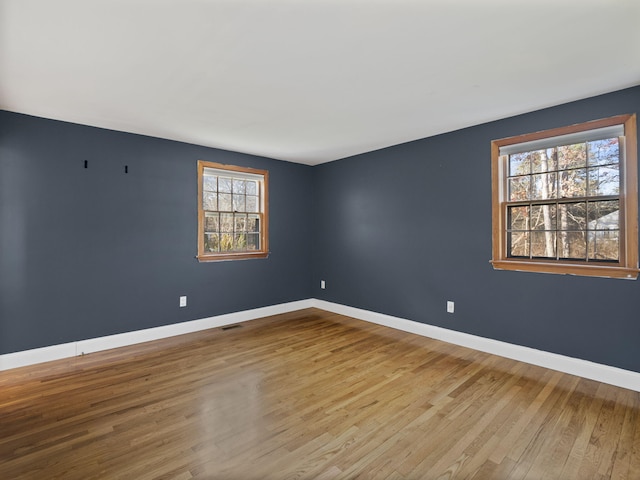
[491,114,638,279]
[197,161,269,262]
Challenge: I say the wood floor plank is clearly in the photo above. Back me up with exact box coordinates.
[608,390,638,479]
[1,308,639,479]
[628,395,640,479]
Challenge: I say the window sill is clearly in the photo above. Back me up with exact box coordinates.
[490,259,639,279]
[197,251,269,262]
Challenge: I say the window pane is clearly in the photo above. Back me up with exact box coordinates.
[234,233,247,250]
[233,179,246,194]
[509,152,531,176]
[531,231,556,258]
[531,173,557,200]
[248,214,260,233]
[220,213,234,233]
[588,231,619,261]
[203,192,217,210]
[530,204,556,230]
[558,202,586,231]
[508,176,530,201]
[233,194,246,212]
[234,214,247,232]
[508,231,529,257]
[588,200,619,230]
[218,177,232,193]
[218,193,232,211]
[508,206,529,230]
[530,149,557,173]
[204,233,219,253]
[247,233,260,251]
[558,169,587,198]
[588,138,619,166]
[246,195,259,213]
[588,165,619,196]
[220,233,234,252]
[558,231,586,259]
[246,180,257,195]
[558,143,586,170]
[204,212,219,232]
[203,175,217,192]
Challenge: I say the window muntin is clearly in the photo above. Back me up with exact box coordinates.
[491,114,638,279]
[197,161,268,261]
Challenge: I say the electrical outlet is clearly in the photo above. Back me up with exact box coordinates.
[321,280,326,289]
[179,296,187,307]
[447,301,455,314]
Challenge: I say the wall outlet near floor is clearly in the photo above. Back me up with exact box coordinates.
[321,280,326,289]
[447,301,455,314]
[179,296,187,307]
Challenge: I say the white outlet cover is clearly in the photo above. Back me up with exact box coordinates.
[179,296,187,307]
[447,301,454,313]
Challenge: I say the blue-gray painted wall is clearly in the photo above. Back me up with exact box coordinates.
[0,112,313,354]
[1,86,639,373]
[313,86,640,373]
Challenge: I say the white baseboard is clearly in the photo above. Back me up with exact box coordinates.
[3,298,639,393]
[0,342,79,372]
[0,299,314,371]
[311,299,640,393]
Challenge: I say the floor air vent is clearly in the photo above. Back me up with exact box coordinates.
[221,325,242,331]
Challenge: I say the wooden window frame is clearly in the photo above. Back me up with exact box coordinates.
[197,161,269,262]
[491,114,638,279]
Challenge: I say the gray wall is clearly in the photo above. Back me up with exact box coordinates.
[313,86,640,373]
[2,86,639,374]
[0,111,313,354]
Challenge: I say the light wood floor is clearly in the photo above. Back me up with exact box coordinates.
[1,308,639,479]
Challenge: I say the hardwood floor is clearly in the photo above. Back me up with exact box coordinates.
[1,308,639,479]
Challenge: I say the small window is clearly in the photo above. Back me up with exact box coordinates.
[491,114,638,279]
[197,161,269,262]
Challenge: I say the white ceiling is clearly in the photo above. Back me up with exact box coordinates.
[1,0,639,165]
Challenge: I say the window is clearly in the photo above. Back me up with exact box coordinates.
[491,114,638,279]
[197,161,269,262]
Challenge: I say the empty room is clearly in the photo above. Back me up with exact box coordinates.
[1,0,640,478]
